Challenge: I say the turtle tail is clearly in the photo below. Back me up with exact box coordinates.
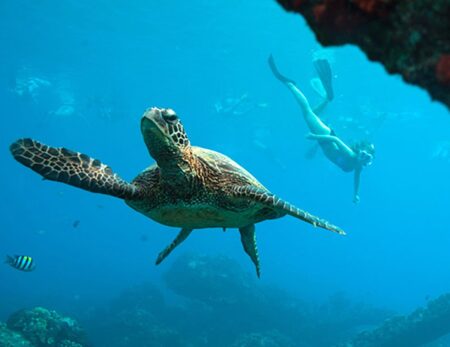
[10,138,141,200]
[231,185,345,235]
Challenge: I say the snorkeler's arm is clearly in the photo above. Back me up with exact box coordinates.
[353,168,362,204]
[306,134,355,158]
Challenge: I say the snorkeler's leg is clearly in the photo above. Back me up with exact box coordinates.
[268,55,330,135]
[285,82,331,135]
[268,55,296,84]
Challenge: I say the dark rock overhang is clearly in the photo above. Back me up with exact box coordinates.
[276,0,450,109]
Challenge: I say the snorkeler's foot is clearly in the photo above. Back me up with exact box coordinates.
[313,59,334,101]
[268,55,296,85]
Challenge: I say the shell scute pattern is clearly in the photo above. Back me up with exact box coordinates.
[191,147,266,191]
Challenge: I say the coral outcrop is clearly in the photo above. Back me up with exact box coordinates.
[88,283,183,347]
[230,331,299,347]
[0,322,32,347]
[276,0,450,109]
[163,253,391,347]
[337,293,450,346]
[0,307,87,347]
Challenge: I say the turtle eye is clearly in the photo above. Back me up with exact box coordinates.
[162,111,178,123]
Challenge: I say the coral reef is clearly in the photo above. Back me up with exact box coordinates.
[4,307,86,347]
[337,293,450,346]
[0,308,86,347]
[88,283,183,347]
[81,253,390,347]
[163,253,257,305]
[5,255,450,347]
[230,330,299,347]
[0,322,32,347]
[162,253,391,347]
[276,0,450,109]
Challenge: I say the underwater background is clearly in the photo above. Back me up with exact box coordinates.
[1,0,450,346]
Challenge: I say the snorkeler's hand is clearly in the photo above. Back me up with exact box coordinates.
[353,195,360,204]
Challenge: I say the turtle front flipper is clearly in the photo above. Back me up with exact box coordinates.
[10,138,141,200]
[155,228,193,265]
[231,185,345,235]
[239,224,261,278]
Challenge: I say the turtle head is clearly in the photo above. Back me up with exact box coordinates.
[141,107,191,166]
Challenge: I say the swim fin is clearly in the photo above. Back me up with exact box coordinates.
[313,59,334,101]
[268,55,296,85]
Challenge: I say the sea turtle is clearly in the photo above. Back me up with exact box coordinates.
[10,107,345,277]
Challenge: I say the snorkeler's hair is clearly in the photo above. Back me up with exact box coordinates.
[352,140,375,155]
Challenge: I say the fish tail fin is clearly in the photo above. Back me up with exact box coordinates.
[5,255,14,265]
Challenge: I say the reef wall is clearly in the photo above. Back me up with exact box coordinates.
[276,0,450,109]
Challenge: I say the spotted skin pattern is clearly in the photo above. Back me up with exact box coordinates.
[10,107,345,277]
[10,139,140,200]
[230,185,345,235]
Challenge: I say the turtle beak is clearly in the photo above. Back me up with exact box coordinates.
[143,107,161,121]
[141,107,165,132]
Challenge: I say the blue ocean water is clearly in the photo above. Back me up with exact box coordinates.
[1,0,449,346]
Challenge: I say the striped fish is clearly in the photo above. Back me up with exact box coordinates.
[5,255,36,272]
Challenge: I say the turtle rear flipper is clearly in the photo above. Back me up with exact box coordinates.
[231,185,345,235]
[239,224,261,278]
[10,138,141,200]
[155,228,193,265]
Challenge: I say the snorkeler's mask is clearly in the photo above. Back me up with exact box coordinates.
[359,150,373,166]
[354,142,375,167]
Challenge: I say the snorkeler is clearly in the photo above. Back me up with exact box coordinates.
[268,55,375,203]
